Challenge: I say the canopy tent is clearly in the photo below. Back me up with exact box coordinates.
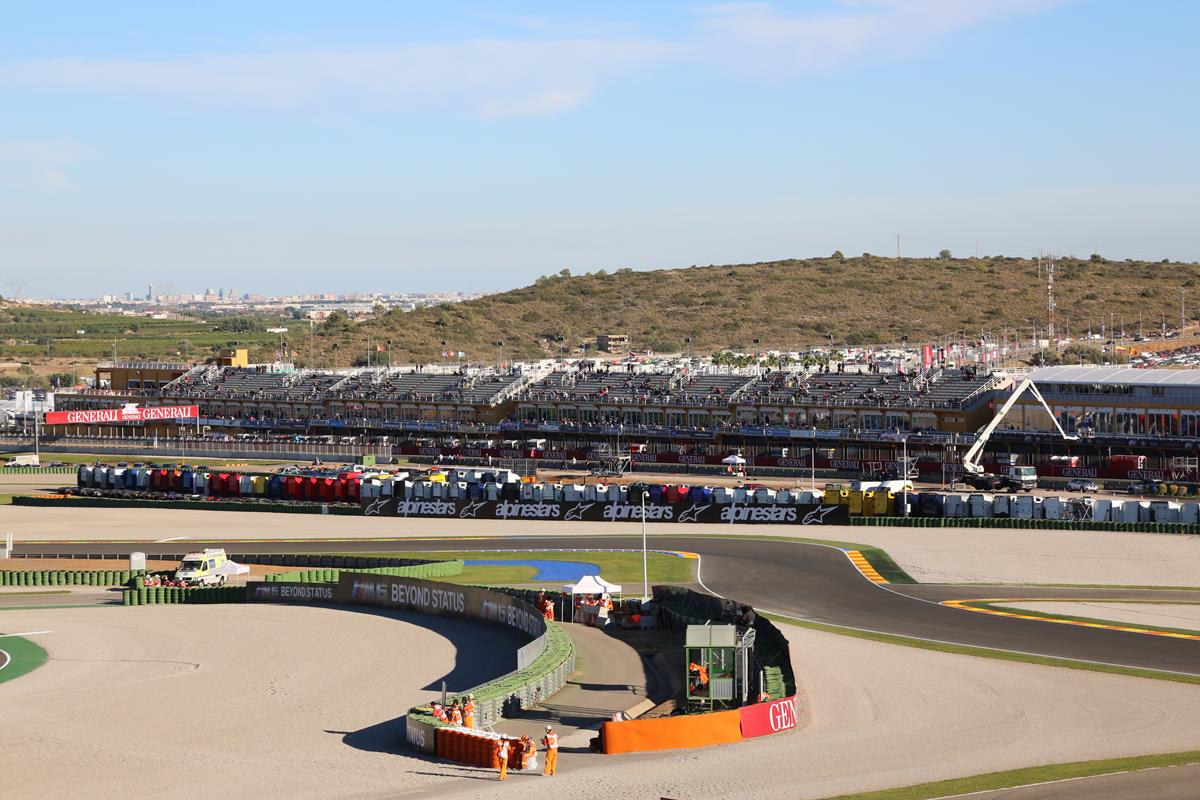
[721,454,746,466]
[563,575,623,595]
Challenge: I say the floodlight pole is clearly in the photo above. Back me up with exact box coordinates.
[641,492,649,601]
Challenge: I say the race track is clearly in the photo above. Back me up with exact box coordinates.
[21,532,1200,676]
[12,519,1200,798]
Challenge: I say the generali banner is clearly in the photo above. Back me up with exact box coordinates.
[361,497,851,525]
[45,404,199,425]
[738,695,800,739]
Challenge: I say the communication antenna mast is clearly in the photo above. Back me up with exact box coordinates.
[1044,253,1057,351]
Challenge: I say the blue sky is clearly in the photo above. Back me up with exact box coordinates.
[2,1,1197,298]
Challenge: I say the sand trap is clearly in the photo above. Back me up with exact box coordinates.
[5,505,1200,587]
[6,605,1200,799]
[0,604,523,799]
[429,621,1200,800]
[1001,601,1200,632]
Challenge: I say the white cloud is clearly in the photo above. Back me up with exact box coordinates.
[691,0,1067,75]
[0,2,1064,117]
[0,38,675,117]
[0,140,86,189]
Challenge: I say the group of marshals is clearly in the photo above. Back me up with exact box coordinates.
[497,725,559,781]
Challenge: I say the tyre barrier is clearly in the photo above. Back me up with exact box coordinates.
[434,728,535,772]
[407,622,576,760]
[0,569,142,587]
[121,584,245,605]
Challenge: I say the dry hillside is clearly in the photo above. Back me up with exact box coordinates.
[329,255,1198,365]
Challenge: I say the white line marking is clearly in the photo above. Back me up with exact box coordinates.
[154,536,189,543]
[0,650,9,671]
[0,631,53,638]
[926,762,1200,799]
[758,607,1200,678]
[694,554,724,599]
[686,538,1200,678]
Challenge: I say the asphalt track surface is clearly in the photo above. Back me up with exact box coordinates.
[19,533,1200,676]
[17,532,1200,799]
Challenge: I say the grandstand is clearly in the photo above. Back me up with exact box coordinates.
[57,360,1001,434]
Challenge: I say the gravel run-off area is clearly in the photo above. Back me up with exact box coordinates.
[4,607,1200,800]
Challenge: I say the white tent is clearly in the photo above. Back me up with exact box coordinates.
[721,453,746,466]
[563,575,622,595]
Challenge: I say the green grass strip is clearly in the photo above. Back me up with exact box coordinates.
[758,611,1200,686]
[854,546,915,584]
[818,750,1200,800]
[344,549,696,586]
[971,601,1200,638]
[0,634,49,684]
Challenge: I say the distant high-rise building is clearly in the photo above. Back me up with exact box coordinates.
[146,283,154,301]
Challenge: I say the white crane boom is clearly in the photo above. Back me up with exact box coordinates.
[962,376,1077,475]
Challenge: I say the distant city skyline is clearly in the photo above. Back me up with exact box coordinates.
[3,1,1199,298]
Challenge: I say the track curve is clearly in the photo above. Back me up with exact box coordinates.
[20,533,1200,675]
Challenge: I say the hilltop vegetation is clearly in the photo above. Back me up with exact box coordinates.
[3,255,1197,370]
[346,255,1200,364]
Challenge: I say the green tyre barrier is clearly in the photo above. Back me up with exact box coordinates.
[137,587,146,605]
[123,589,133,606]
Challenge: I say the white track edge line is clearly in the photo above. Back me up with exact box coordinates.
[927,761,1200,799]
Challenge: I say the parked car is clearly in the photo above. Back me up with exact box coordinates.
[1065,478,1099,493]
[1127,480,1162,495]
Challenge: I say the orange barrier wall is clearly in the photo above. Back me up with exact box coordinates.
[601,708,743,754]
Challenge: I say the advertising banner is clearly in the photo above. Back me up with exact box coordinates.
[332,573,548,669]
[921,344,934,368]
[405,714,437,754]
[361,497,851,525]
[738,696,800,739]
[248,582,335,603]
[45,404,199,425]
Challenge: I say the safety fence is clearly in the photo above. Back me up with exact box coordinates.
[13,494,361,515]
[0,466,76,474]
[600,585,799,755]
[0,569,143,586]
[850,515,1200,533]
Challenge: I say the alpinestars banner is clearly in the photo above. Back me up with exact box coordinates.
[361,497,850,525]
